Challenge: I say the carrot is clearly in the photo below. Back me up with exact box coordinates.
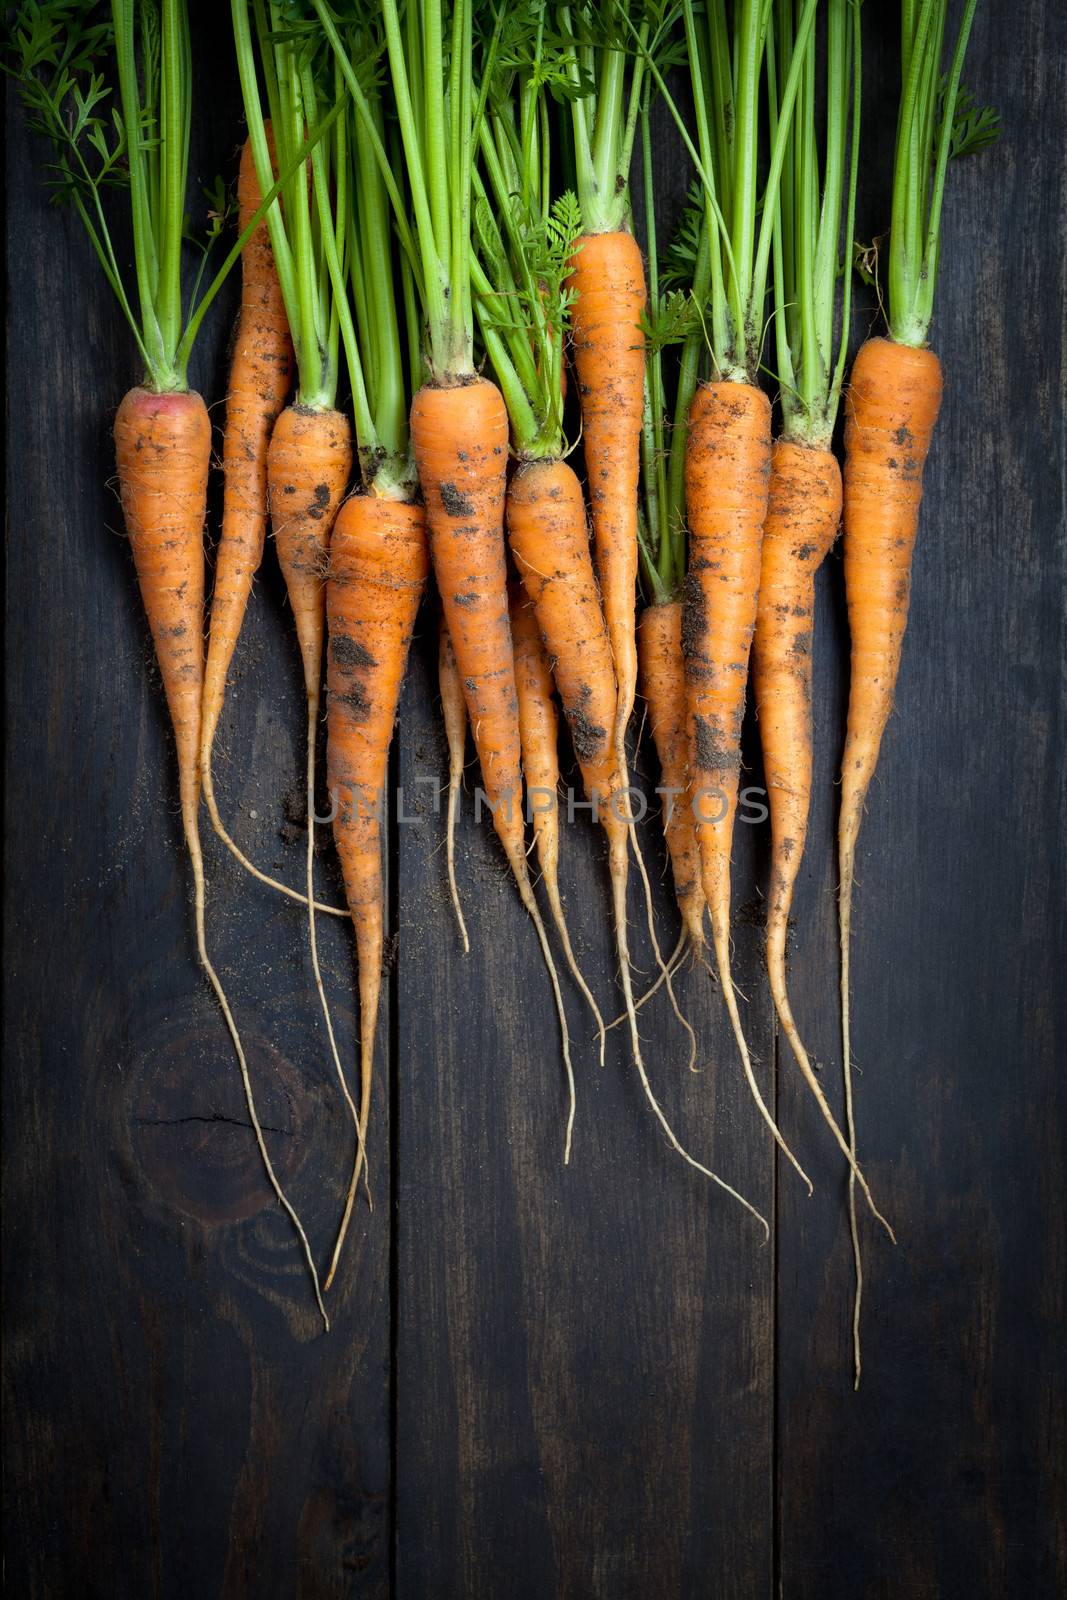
[835,0,988,1383]
[14,1,363,1323]
[267,404,357,1161]
[562,239,688,1063]
[90,5,331,1319]
[376,0,582,1138]
[114,386,329,1322]
[752,441,897,1205]
[471,62,698,1143]
[410,381,576,1109]
[411,383,522,873]
[236,5,401,1267]
[633,0,828,1188]
[510,584,607,1088]
[684,380,816,1193]
[114,390,210,843]
[627,101,706,1034]
[638,599,706,952]
[567,229,647,767]
[200,128,293,839]
[196,127,345,918]
[556,18,652,777]
[839,334,942,1357]
[509,586,560,873]
[323,494,429,1285]
[509,457,762,1228]
[438,619,470,954]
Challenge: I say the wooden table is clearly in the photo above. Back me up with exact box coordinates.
[4,4,1064,1594]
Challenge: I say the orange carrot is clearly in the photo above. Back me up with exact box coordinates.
[115,389,210,844]
[638,599,706,951]
[753,440,890,1208]
[753,443,841,1050]
[267,403,360,1195]
[839,334,942,1348]
[510,584,606,1090]
[566,230,647,768]
[201,129,292,803]
[683,380,813,1192]
[509,457,763,1228]
[438,618,470,954]
[115,386,328,1324]
[324,493,429,1285]
[410,380,523,872]
[198,130,333,915]
[567,234,691,1055]
[410,378,575,1112]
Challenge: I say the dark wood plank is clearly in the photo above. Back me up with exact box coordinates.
[5,2,1065,1596]
[392,111,780,1597]
[775,3,1067,1596]
[2,11,390,1595]
[393,626,778,1599]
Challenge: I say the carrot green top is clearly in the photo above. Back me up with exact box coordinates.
[290,5,420,497]
[671,0,818,387]
[554,2,652,238]
[232,0,354,414]
[7,0,312,395]
[637,93,686,604]
[769,0,861,449]
[466,15,581,460]
[635,0,816,597]
[887,0,993,348]
[359,0,477,385]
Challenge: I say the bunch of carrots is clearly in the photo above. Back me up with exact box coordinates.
[9,0,995,1376]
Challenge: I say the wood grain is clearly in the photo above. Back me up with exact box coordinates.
[3,10,390,1596]
[3,2,1065,1596]
[774,5,1067,1598]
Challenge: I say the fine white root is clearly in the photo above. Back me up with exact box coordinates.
[440,622,471,953]
[445,762,470,954]
[543,861,607,1068]
[769,915,893,1242]
[711,915,814,1196]
[609,842,767,1238]
[185,801,328,1331]
[605,927,688,1032]
[302,695,371,1233]
[841,849,865,1390]
[202,755,348,917]
[514,859,577,1165]
[629,823,698,1073]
